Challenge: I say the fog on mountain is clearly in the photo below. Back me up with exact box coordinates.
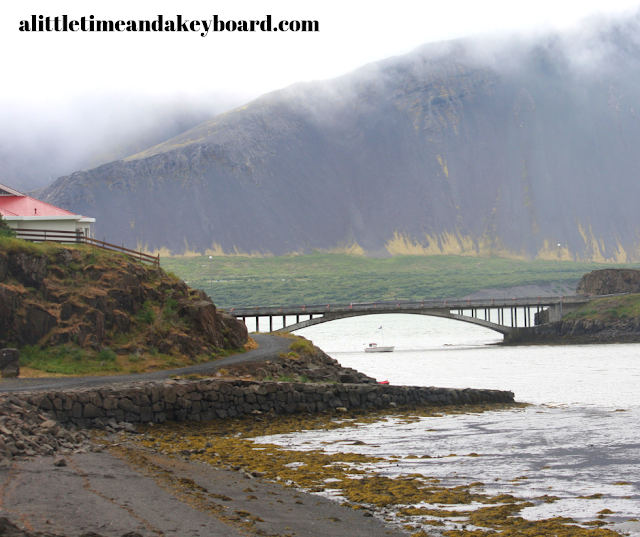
[33,11,640,262]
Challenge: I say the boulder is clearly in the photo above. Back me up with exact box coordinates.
[0,349,19,378]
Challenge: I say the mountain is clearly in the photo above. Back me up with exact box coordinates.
[0,100,219,192]
[36,13,640,261]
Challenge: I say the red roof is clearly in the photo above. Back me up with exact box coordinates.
[0,195,78,218]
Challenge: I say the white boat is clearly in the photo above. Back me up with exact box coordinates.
[364,343,395,353]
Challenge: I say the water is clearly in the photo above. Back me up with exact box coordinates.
[256,315,640,532]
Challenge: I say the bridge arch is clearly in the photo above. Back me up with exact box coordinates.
[274,309,513,335]
[230,295,590,336]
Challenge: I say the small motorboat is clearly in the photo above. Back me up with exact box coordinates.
[364,343,395,353]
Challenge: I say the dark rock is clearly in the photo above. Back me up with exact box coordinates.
[0,349,19,378]
[577,269,640,295]
[16,305,58,345]
[7,253,48,289]
[339,374,358,383]
[56,249,73,266]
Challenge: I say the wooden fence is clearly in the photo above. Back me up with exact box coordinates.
[14,229,160,268]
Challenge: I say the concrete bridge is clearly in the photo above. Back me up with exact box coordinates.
[228,295,597,337]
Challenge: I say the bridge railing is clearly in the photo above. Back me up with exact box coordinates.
[228,294,598,317]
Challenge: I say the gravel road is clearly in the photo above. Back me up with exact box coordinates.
[0,334,290,393]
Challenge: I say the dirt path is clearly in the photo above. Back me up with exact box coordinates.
[0,334,290,394]
[0,450,405,537]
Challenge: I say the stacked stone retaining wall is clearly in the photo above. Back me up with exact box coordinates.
[20,380,515,429]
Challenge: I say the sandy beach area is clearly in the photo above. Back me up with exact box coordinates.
[0,448,404,537]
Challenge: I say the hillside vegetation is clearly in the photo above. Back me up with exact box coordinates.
[564,294,640,322]
[0,238,247,376]
[160,253,640,309]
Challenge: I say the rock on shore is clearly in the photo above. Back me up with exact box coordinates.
[0,394,91,467]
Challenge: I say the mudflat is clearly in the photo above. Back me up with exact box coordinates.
[0,450,405,537]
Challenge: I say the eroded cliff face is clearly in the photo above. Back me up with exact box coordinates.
[576,269,640,295]
[0,243,247,356]
[36,15,640,261]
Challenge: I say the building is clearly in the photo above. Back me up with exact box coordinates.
[0,182,95,237]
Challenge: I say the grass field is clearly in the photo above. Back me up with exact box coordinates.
[159,253,640,309]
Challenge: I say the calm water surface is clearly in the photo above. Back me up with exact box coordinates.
[256,315,640,532]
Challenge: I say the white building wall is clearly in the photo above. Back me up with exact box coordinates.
[4,217,87,243]
[8,218,78,232]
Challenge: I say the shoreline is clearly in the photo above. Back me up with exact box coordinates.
[0,401,636,537]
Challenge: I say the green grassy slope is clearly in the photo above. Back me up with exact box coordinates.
[160,253,640,309]
[564,293,640,322]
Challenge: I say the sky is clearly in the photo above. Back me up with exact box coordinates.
[4,0,640,107]
[2,0,640,187]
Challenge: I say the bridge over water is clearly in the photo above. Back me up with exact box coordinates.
[228,295,596,338]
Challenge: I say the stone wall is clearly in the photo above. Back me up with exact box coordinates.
[22,379,516,429]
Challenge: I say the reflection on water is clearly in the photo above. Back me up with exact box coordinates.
[259,315,640,531]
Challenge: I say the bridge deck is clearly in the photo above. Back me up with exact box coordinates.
[229,295,591,318]
[226,293,627,336]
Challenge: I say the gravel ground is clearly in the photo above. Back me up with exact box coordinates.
[0,450,406,537]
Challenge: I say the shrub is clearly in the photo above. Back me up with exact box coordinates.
[98,347,117,362]
[166,271,180,281]
[278,374,295,382]
[137,302,157,324]
[0,214,15,238]
[162,297,179,321]
[289,338,315,355]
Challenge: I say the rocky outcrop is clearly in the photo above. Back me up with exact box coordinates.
[0,245,247,357]
[576,269,640,295]
[506,315,640,344]
[224,344,378,384]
